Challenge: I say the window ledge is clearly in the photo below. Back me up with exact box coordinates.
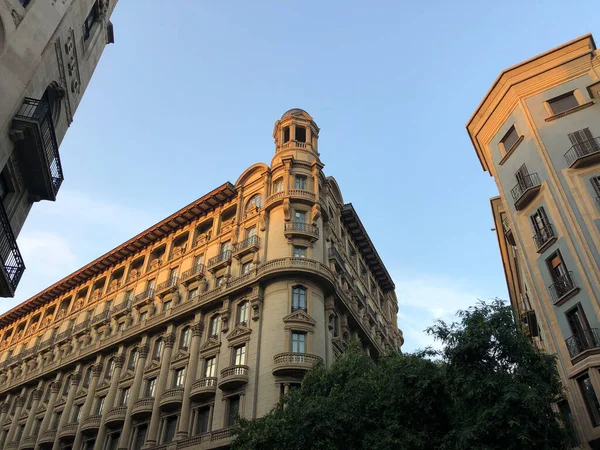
[553,287,580,307]
[499,135,524,166]
[536,236,557,254]
[545,102,594,123]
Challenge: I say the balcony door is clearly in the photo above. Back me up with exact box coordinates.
[531,208,549,234]
[568,128,599,155]
[566,304,595,352]
[515,165,529,187]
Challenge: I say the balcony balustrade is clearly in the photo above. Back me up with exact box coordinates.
[283,222,319,241]
[207,250,232,272]
[58,422,78,439]
[159,387,184,410]
[549,271,579,304]
[232,235,260,258]
[37,430,57,445]
[155,277,179,296]
[91,310,110,326]
[105,406,127,425]
[133,288,154,307]
[112,300,131,316]
[565,328,600,359]
[533,224,556,253]
[80,414,101,431]
[131,397,154,419]
[19,436,36,449]
[0,201,25,298]
[190,377,217,401]
[511,173,541,211]
[181,264,205,285]
[73,320,90,334]
[272,352,323,376]
[218,365,249,390]
[55,328,72,342]
[564,137,600,168]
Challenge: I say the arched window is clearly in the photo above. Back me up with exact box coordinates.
[153,338,164,360]
[208,315,220,338]
[237,301,248,325]
[292,286,307,312]
[128,348,139,371]
[105,358,116,378]
[82,366,93,388]
[180,327,191,350]
[273,178,284,193]
[245,194,262,213]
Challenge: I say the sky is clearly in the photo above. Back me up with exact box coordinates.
[3,1,599,353]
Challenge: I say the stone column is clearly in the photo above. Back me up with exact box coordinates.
[144,333,175,448]
[93,355,125,450]
[35,382,59,450]
[72,363,103,450]
[117,345,149,450]
[51,373,81,450]
[176,323,203,439]
[0,402,10,430]
[21,389,41,441]
[6,396,24,443]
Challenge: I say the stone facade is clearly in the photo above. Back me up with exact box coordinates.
[0,109,403,450]
[468,34,600,449]
[0,0,118,297]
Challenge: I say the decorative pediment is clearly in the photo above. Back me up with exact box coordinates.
[55,398,66,408]
[19,411,28,420]
[283,310,316,326]
[37,404,47,414]
[144,360,161,373]
[96,379,110,391]
[199,337,220,355]
[226,324,252,345]
[75,388,87,400]
[120,371,135,384]
[171,349,190,364]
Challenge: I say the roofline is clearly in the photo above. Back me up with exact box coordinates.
[0,182,237,327]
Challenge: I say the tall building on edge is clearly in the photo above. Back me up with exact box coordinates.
[468,34,600,449]
[0,0,119,297]
[0,109,403,450]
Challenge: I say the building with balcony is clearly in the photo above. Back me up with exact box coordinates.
[0,0,119,297]
[467,34,600,449]
[0,109,403,450]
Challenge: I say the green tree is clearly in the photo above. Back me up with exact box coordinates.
[428,298,570,450]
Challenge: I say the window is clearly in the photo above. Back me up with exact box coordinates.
[568,128,599,156]
[180,327,191,350]
[237,301,249,325]
[549,92,579,115]
[531,207,550,234]
[105,431,121,450]
[147,278,155,292]
[241,261,254,274]
[515,164,530,188]
[145,378,156,398]
[188,288,198,300]
[15,424,24,441]
[117,322,125,332]
[216,276,225,287]
[579,373,600,427]
[295,126,306,143]
[500,125,520,152]
[132,424,147,450]
[105,358,116,378]
[83,1,100,41]
[294,210,306,224]
[245,226,256,239]
[162,415,178,444]
[153,338,163,360]
[119,387,130,406]
[566,304,595,354]
[193,255,204,271]
[295,175,307,190]
[546,251,575,301]
[227,396,240,426]
[293,246,306,258]
[591,176,600,200]
[163,300,172,312]
[169,267,179,282]
[125,289,134,303]
[62,375,71,396]
[139,311,147,323]
[234,345,246,366]
[245,195,262,213]
[332,315,339,338]
[95,396,105,415]
[292,332,306,353]
[195,406,210,435]
[220,241,231,254]
[292,286,307,312]
[51,411,62,430]
[44,384,52,402]
[558,399,580,446]
[209,315,220,337]
[33,418,42,435]
[283,126,290,143]
[128,348,139,371]
[173,368,186,388]
[273,178,284,193]
[0,169,12,201]
[72,403,82,422]
[204,357,217,378]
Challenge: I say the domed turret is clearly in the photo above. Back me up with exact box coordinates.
[272,108,320,167]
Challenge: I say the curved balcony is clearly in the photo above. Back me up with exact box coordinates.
[218,365,249,390]
[6,443,19,450]
[105,406,127,426]
[58,422,78,439]
[272,352,323,376]
[284,222,319,241]
[37,430,57,445]
[190,377,217,401]
[19,436,37,449]
[511,173,541,211]
[232,235,260,258]
[80,414,101,432]
[288,189,316,203]
[265,189,316,211]
[90,310,110,327]
[207,251,232,272]
[533,224,556,253]
[131,397,154,419]
[181,264,205,285]
[159,387,184,410]
[565,137,600,168]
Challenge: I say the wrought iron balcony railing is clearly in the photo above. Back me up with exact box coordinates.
[207,250,231,268]
[565,328,600,358]
[564,137,600,167]
[134,288,154,305]
[533,224,556,251]
[181,264,205,283]
[549,271,578,303]
[0,201,25,297]
[232,235,260,254]
[284,222,319,236]
[511,173,541,203]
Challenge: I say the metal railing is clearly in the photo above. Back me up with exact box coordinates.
[565,328,600,358]
[0,201,25,294]
[284,222,319,236]
[564,137,600,166]
[232,235,260,253]
[55,328,72,341]
[181,264,205,282]
[73,320,90,333]
[91,310,110,325]
[156,277,178,293]
[207,250,231,268]
[549,271,577,303]
[533,224,555,250]
[112,300,131,314]
[134,288,154,305]
[510,173,541,202]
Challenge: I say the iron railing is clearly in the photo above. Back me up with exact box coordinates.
[511,173,541,202]
[181,264,205,282]
[91,310,110,325]
[284,222,319,236]
[533,224,555,250]
[112,300,131,314]
[207,251,231,268]
[73,320,90,333]
[564,137,600,166]
[0,201,25,295]
[549,271,577,302]
[134,288,154,305]
[328,247,354,282]
[55,328,72,341]
[232,235,260,253]
[565,328,600,358]
[156,277,178,293]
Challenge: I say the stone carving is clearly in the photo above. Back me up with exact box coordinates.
[138,345,150,359]
[163,333,176,348]
[192,322,204,337]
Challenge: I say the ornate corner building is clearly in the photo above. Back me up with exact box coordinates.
[0,0,119,297]
[0,109,403,450]
[467,34,600,448]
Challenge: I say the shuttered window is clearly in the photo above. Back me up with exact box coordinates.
[549,92,579,115]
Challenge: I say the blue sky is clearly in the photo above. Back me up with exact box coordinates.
[4,1,599,352]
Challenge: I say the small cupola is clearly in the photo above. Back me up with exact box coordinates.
[272,109,320,166]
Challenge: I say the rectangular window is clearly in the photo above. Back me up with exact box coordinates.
[51,411,62,430]
[195,406,210,435]
[295,126,306,143]
[193,255,204,270]
[169,267,179,281]
[205,357,216,378]
[188,288,198,300]
[283,127,290,143]
[245,227,256,239]
[234,345,246,366]
[501,125,520,152]
[132,424,147,450]
[566,304,593,348]
[220,241,231,254]
[147,279,155,292]
[216,276,225,287]
[163,300,172,312]
[125,289,134,303]
[83,1,100,41]
[273,178,284,193]
[119,387,130,406]
[162,416,178,444]
[15,424,24,441]
[547,251,568,281]
[241,261,253,275]
[173,368,186,388]
[531,207,550,234]
[579,374,600,427]
[145,378,156,398]
[292,332,306,353]
[558,399,580,445]
[33,418,43,435]
[293,246,306,258]
[549,92,579,115]
[591,176,600,199]
[568,128,599,155]
[294,210,306,224]
[515,164,529,186]
[294,176,307,190]
[96,396,105,415]
[72,404,81,422]
[139,312,147,323]
[292,287,307,312]
[227,396,240,426]
[106,431,121,450]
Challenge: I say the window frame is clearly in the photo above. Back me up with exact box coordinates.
[209,315,220,338]
[292,286,307,312]
[578,373,600,427]
[291,331,306,353]
[294,175,308,190]
[237,301,249,325]
[548,91,580,116]
[500,125,521,154]
[233,345,246,366]
[180,326,191,350]
[204,357,217,378]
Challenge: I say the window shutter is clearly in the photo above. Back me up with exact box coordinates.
[550,255,562,269]
[591,177,600,197]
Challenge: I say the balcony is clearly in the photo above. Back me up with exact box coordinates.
[37,430,57,445]
[501,217,516,246]
[272,352,323,377]
[58,422,78,439]
[155,277,178,297]
[131,397,154,419]
[207,250,232,272]
[549,271,579,305]
[0,201,25,298]
[511,173,541,211]
[284,222,319,241]
[6,442,19,450]
[112,300,132,317]
[19,436,37,449]
[10,98,64,201]
[218,365,249,390]
[232,235,260,258]
[181,264,205,285]
[190,377,217,401]
[289,189,316,203]
[133,288,154,307]
[80,414,101,432]
[90,310,110,327]
[72,320,90,335]
[105,406,127,426]
[566,328,600,360]
[20,345,38,360]
[533,224,557,253]
[564,137,600,168]
[38,336,56,350]
[159,387,184,410]
[55,328,72,342]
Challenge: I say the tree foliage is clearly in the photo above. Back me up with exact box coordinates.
[232,299,570,450]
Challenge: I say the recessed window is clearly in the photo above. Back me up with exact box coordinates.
[549,92,579,115]
[83,366,93,388]
[241,261,254,274]
[83,1,100,41]
[578,373,600,427]
[180,327,191,350]
[292,332,306,353]
[162,415,178,444]
[283,127,290,143]
[95,396,105,415]
[227,395,240,426]
[216,276,225,287]
[245,195,262,213]
[195,406,211,435]
[295,126,307,143]
[234,345,246,366]
[501,125,520,152]
[173,367,186,388]
[237,301,249,325]
[153,338,163,360]
[204,357,216,378]
[273,178,284,193]
[119,387,130,406]
[139,311,147,323]
[145,378,156,398]
[128,348,139,371]
[295,175,307,190]
[546,251,576,302]
[72,404,82,422]
[294,210,306,224]
[162,300,172,312]
[220,241,231,254]
[209,315,220,338]
[590,177,600,204]
[188,288,198,300]
[292,286,307,312]
[105,358,116,378]
[293,246,307,258]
